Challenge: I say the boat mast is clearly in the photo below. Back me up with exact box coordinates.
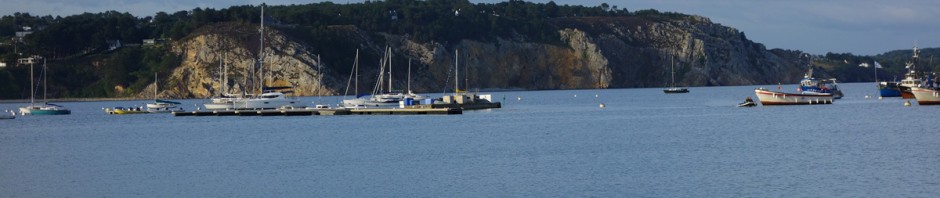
[407,58,411,94]
[388,47,393,92]
[355,49,359,96]
[154,73,158,100]
[258,4,265,95]
[42,59,47,104]
[455,49,459,94]
[671,56,675,88]
[29,58,34,105]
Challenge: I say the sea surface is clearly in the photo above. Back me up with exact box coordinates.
[1,83,938,197]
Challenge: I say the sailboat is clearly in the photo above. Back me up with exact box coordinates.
[663,56,689,93]
[233,4,302,110]
[342,46,425,108]
[146,73,182,113]
[204,51,241,110]
[19,57,71,115]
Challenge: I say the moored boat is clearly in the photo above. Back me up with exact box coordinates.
[109,107,150,115]
[145,73,183,113]
[878,81,902,97]
[1,110,16,119]
[754,88,833,105]
[18,57,70,115]
[797,69,843,99]
[911,87,940,105]
[663,56,689,94]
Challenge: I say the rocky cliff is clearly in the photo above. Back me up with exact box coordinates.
[149,16,814,97]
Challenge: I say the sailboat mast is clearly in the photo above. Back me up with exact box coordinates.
[43,59,47,104]
[671,56,675,88]
[29,59,34,105]
[258,4,265,95]
[355,49,359,96]
[219,52,223,96]
[407,58,411,94]
[455,49,459,94]
[154,73,158,100]
[388,47,393,92]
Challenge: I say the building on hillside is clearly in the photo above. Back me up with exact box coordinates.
[107,40,122,51]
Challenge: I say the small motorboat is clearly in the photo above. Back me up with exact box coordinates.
[0,110,15,119]
[737,101,757,107]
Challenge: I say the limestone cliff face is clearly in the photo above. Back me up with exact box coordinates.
[146,16,812,97]
[140,24,338,98]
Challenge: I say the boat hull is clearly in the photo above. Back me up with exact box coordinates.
[233,99,302,110]
[19,108,71,115]
[663,89,689,94]
[900,87,915,99]
[203,103,234,110]
[113,109,149,114]
[754,88,833,105]
[878,82,902,97]
[911,87,940,105]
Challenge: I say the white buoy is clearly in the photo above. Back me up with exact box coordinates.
[595,94,599,98]
[574,94,577,97]
[904,100,911,106]
[599,103,606,108]
[517,96,522,101]
[878,96,883,100]
[864,95,870,99]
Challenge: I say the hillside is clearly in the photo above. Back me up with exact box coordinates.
[0,0,937,99]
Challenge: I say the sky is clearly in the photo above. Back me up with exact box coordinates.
[3,0,938,56]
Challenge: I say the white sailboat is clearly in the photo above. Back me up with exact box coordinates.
[146,73,182,113]
[19,57,71,115]
[204,50,241,110]
[233,4,302,110]
[342,47,425,108]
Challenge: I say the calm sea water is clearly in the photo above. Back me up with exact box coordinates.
[1,83,938,197]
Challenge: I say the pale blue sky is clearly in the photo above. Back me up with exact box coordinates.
[4,0,938,55]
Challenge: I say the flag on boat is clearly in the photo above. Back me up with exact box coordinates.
[858,63,870,68]
[874,61,883,68]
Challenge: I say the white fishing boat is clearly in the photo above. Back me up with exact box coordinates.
[911,87,940,105]
[899,46,923,98]
[232,4,302,110]
[754,87,833,105]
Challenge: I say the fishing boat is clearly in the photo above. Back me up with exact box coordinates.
[146,73,183,113]
[754,88,833,105]
[18,57,70,115]
[911,87,940,105]
[663,56,689,94]
[232,4,302,110]
[911,73,940,105]
[878,81,902,97]
[797,69,843,99]
[898,46,924,98]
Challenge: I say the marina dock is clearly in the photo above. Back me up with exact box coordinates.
[172,107,462,116]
